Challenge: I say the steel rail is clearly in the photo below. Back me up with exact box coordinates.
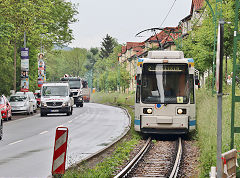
[169,137,182,178]
[114,137,151,178]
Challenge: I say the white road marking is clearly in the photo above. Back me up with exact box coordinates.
[68,120,73,123]
[58,125,64,127]
[39,131,48,135]
[8,140,23,145]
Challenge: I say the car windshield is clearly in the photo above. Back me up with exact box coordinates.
[141,63,189,104]
[10,96,27,102]
[0,97,4,104]
[42,86,68,96]
[69,80,81,89]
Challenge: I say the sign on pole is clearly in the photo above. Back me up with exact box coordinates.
[38,53,46,88]
[52,127,68,176]
[20,48,29,92]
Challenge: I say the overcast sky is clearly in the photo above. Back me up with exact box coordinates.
[68,0,192,49]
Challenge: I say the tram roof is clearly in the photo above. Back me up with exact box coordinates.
[147,51,184,59]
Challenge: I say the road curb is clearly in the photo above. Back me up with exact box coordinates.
[66,104,132,170]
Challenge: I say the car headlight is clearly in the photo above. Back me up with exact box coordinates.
[41,101,47,107]
[62,102,69,107]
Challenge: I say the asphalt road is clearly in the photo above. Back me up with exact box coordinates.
[0,103,130,177]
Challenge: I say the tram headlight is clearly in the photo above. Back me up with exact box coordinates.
[147,109,152,114]
[143,108,153,114]
[177,109,183,114]
[177,108,187,115]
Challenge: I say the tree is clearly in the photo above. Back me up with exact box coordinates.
[182,0,235,75]
[99,34,117,59]
[0,0,78,91]
[93,44,130,92]
[46,48,87,80]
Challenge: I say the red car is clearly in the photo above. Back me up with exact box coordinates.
[0,95,12,121]
[34,91,41,108]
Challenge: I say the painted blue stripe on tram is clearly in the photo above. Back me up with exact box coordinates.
[189,120,196,126]
[134,119,140,125]
[187,58,194,63]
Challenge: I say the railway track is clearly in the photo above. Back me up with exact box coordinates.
[114,137,182,178]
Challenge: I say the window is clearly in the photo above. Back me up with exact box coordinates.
[42,86,68,96]
[141,63,189,104]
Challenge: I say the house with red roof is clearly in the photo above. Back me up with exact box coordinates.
[118,0,205,92]
[179,0,205,36]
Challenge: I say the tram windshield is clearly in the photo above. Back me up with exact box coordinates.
[141,63,189,104]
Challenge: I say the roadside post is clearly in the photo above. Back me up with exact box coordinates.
[52,127,68,177]
[216,20,224,178]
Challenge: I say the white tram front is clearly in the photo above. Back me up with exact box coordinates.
[134,51,196,134]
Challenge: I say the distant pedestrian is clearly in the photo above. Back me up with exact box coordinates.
[227,75,232,85]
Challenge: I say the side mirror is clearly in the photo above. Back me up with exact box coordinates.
[69,92,73,97]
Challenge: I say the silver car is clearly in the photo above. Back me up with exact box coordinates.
[15,92,37,113]
[9,95,33,115]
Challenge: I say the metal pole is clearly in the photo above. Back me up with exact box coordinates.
[24,32,26,48]
[216,20,224,178]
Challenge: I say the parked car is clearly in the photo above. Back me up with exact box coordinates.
[9,95,33,115]
[0,95,12,121]
[15,92,37,113]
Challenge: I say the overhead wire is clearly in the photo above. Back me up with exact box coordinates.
[160,0,177,27]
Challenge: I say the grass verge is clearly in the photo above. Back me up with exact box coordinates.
[64,92,141,177]
[196,87,240,177]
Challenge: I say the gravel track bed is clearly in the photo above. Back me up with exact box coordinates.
[128,140,177,177]
[178,140,200,177]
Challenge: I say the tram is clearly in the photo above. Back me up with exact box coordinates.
[134,51,196,134]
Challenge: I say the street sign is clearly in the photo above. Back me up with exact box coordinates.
[20,48,29,92]
[38,53,46,87]
[52,127,68,176]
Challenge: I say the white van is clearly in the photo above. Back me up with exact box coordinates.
[40,83,74,117]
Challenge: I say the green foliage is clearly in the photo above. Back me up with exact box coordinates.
[0,0,78,93]
[93,45,130,92]
[195,87,239,177]
[46,48,87,80]
[99,34,117,59]
[182,0,235,74]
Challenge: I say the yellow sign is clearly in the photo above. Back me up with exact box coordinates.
[177,97,183,103]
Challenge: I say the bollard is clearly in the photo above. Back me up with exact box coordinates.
[209,167,216,178]
[52,127,68,176]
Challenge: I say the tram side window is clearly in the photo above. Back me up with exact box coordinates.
[189,74,195,104]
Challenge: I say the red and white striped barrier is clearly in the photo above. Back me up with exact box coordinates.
[52,127,68,176]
